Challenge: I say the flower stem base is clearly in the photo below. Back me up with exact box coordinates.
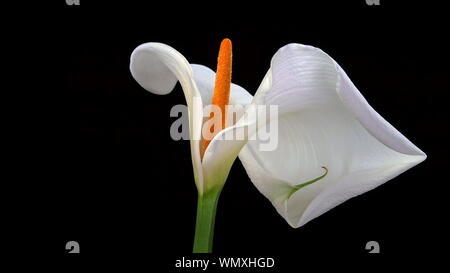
[193,190,220,253]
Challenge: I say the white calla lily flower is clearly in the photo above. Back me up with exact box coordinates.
[130,41,252,196]
[239,44,426,228]
[130,40,425,252]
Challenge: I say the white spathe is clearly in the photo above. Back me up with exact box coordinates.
[130,42,426,228]
[130,43,253,194]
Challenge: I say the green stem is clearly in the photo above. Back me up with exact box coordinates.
[193,189,220,253]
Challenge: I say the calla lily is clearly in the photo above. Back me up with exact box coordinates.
[238,44,426,229]
[130,39,253,252]
[130,40,252,194]
[130,39,426,252]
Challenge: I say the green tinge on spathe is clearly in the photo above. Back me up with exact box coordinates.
[287,167,328,199]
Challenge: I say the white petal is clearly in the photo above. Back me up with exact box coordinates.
[130,43,193,96]
[239,43,426,227]
[335,63,425,156]
[202,125,251,192]
[202,103,274,193]
[130,43,204,191]
[130,44,253,193]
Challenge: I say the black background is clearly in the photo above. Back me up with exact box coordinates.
[12,0,448,270]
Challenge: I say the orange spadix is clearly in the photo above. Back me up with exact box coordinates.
[201,38,232,159]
